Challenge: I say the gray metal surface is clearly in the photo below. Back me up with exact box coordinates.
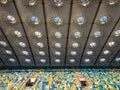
[0,0,120,67]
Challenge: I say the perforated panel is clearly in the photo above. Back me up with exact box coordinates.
[14,0,50,66]
[44,0,72,66]
[0,0,35,66]
[0,29,19,66]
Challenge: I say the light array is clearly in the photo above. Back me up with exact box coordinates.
[0,30,19,66]
[0,0,120,67]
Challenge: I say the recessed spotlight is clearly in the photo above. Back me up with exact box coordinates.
[13,31,22,37]
[34,31,42,38]
[94,31,102,38]
[6,15,16,24]
[73,31,81,38]
[54,32,62,38]
[80,0,90,6]
[69,59,76,63]
[22,51,29,56]
[89,42,97,48]
[25,59,31,63]
[76,16,85,25]
[5,50,12,55]
[54,59,61,63]
[86,50,94,55]
[9,58,15,62]
[53,17,63,25]
[99,16,108,24]
[72,42,79,48]
[0,41,7,47]
[52,0,63,6]
[114,30,120,37]
[26,0,36,6]
[37,42,44,48]
[19,42,26,48]
[107,41,115,47]
[115,57,120,62]
[39,51,45,56]
[54,43,61,48]
[1,0,8,4]
[30,16,39,25]
[106,0,118,5]
[40,59,46,63]
[100,58,106,62]
[103,50,111,55]
[70,51,77,56]
[84,59,90,63]
[54,51,61,56]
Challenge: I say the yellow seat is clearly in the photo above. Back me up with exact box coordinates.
[73,79,77,85]
[95,87,100,90]
[61,81,66,85]
[70,85,76,90]
[57,87,61,90]
[109,86,116,90]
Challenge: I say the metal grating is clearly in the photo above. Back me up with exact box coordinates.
[0,0,120,67]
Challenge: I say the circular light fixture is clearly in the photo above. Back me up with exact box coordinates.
[13,31,22,37]
[6,15,16,24]
[89,42,97,48]
[39,51,45,56]
[114,30,120,37]
[19,42,26,48]
[94,31,102,38]
[0,41,7,47]
[72,42,79,48]
[54,32,62,38]
[30,16,39,25]
[37,42,44,48]
[54,51,61,56]
[1,0,8,4]
[54,59,61,63]
[52,0,63,7]
[84,58,90,63]
[9,58,15,62]
[80,0,90,6]
[54,43,61,48]
[25,59,31,63]
[100,58,106,62]
[103,50,111,55]
[76,16,86,25]
[73,31,81,38]
[115,57,120,62]
[107,41,115,47]
[99,16,108,24]
[70,51,77,56]
[86,50,94,55]
[26,0,36,6]
[53,17,63,25]
[106,0,118,5]
[5,50,12,55]
[22,51,29,56]
[34,31,42,38]
[69,59,76,63]
[40,59,46,63]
